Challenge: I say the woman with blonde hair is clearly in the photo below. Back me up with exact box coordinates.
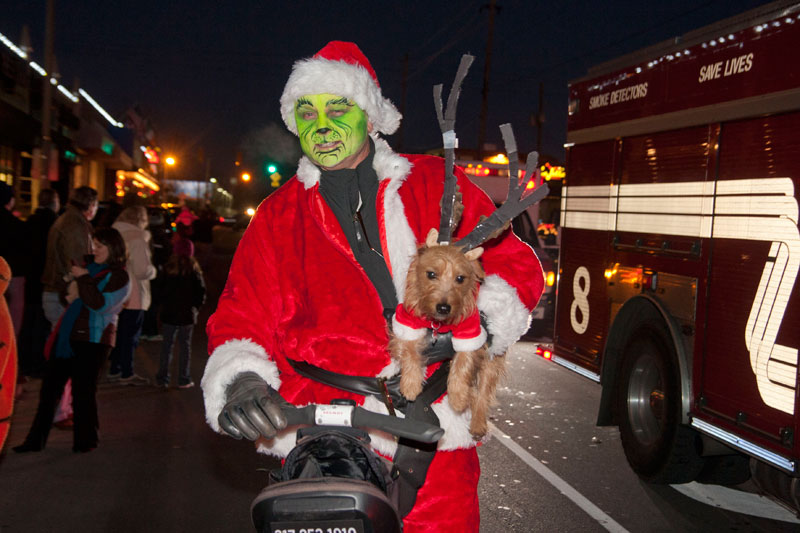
[110,206,156,385]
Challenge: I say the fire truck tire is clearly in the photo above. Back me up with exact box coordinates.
[617,321,704,484]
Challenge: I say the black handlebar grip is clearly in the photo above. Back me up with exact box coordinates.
[353,408,444,443]
[281,404,315,427]
[279,403,444,443]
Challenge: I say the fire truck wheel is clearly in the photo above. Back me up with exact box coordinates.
[617,321,704,484]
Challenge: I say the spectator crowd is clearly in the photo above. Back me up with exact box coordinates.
[0,183,207,453]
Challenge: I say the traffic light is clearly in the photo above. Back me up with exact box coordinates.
[270,172,281,188]
[265,162,281,188]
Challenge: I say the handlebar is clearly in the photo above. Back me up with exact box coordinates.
[281,402,444,444]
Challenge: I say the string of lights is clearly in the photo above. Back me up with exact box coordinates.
[0,30,122,128]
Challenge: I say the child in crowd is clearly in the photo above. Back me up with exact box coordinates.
[155,238,205,389]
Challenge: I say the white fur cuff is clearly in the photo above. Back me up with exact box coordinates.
[392,315,427,341]
[478,275,532,356]
[452,327,488,352]
[201,339,281,433]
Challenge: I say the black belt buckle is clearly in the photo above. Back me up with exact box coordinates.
[376,376,397,417]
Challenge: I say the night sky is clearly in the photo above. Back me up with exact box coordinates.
[1,0,773,182]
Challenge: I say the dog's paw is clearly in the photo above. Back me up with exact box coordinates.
[469,418,488,440]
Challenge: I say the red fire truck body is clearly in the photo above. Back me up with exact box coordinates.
[551,0,800,496]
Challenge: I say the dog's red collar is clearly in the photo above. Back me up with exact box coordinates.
[393,304,482,341]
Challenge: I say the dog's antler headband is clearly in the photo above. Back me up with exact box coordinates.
[434,54,474,244]
[434,54,549,252]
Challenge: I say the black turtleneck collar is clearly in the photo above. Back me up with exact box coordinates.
[318,138,378,216]
[316,138,397,311]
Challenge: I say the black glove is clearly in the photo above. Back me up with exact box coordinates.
[217,372,288,441]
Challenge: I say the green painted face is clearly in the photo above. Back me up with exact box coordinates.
[295,93,370,170]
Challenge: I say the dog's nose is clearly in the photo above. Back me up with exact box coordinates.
[436,303,451,315]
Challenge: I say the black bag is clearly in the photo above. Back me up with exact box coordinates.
[251,427,401,533]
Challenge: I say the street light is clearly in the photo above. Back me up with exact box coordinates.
[241,172,251,182]
[164,156,176,182]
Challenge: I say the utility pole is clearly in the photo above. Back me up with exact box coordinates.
[477,0,497,160]
[536,81,544,155]
[36,0,55,182]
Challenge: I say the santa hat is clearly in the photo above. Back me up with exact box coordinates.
[280,41,401,136]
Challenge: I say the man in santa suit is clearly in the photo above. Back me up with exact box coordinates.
[201,41,543,532]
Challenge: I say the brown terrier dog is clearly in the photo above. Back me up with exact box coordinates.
[390,228,506,439]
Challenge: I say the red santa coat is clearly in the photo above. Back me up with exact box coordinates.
[202,138,543,459]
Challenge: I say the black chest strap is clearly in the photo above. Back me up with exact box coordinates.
[391,361,450,517]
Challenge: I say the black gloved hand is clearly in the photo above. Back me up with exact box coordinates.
[217,372,288,441]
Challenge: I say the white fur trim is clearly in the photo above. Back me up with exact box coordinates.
[371,137,411,182]
[296,156,321,189]
[280,56,401,136]
[452,327,488,352]
[376,139,417,299]
[377,358,400,379]
[432,396,479,451]
[478,275,532,356]
[201,339,281,433]
[392,315,426,341]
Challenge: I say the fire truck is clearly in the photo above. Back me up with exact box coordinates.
[544,0,800,507]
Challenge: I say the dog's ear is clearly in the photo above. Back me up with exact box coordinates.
[425,228,439,248]
[464,246,483,261]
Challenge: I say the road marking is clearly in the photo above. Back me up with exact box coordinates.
[489,422,630,533]
[671,482,800,523]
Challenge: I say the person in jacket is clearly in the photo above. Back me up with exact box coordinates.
[41,186,97,323]
[173,198,198,237]
[156,238,206,389]
[200,41,543,532]
[110,206,156,385]
[0,182,30,337]
[18,188,60,379]
[14,227,130,453]
[40,186,98,428]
